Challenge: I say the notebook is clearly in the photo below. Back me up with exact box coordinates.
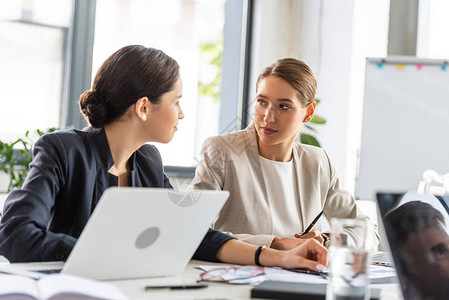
[376,191,449,300]
[27,187,229,280]
[251,281,381,300]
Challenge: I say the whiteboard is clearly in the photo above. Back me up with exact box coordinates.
[356,57,449,200]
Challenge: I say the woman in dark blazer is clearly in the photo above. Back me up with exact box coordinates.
[0,45,327,271]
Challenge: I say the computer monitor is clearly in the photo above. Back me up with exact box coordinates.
[377,192,449,300]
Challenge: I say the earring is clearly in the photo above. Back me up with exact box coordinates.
[142,114,147,121]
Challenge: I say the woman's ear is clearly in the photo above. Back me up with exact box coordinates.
[303,100,317,123]
[135,97,149,121]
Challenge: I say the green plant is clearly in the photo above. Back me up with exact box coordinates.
[300,98,326,147]
[0,128,58,192]
[198,40,223,103]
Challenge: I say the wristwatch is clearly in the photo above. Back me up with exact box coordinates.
[255,245,266,266]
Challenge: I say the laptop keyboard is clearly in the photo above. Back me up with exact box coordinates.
[372,251,393,266]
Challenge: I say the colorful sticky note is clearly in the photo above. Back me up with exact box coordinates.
[397,64,404,70]
[416,64,422,70]
[442,65,447,71]
[377,63,383,68]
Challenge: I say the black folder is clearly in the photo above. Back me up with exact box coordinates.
[251,281,380,300]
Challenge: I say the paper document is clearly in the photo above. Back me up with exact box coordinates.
[197,264,396,286]
[264,267,328,284]
[0,273,128,300]
[197,265,327,285]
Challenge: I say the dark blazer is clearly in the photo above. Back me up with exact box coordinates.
[0,128,233,262]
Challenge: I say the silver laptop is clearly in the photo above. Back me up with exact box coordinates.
[25,188,228,280]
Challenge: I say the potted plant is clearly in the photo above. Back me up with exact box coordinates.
[0,128,58,193]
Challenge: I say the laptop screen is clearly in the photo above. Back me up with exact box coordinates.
[377,192,449,300]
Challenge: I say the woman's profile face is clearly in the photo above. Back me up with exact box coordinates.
[146,77,184,143]
[253,75,314,150]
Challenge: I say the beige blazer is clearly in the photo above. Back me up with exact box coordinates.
[192,123,380,249]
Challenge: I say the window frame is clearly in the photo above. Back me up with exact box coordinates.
[64,0,253,178]
[61,0,96,129]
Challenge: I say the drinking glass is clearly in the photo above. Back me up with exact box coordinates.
[326,218,370,300]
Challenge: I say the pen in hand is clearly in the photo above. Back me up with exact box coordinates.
[299,210,324,237]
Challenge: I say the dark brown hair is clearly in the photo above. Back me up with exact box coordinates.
[256,58,317,106]
[385,201,446,244]
[79,45,180,128]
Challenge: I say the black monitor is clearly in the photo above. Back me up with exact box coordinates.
[376,192,449,300]
[436,195,449,214]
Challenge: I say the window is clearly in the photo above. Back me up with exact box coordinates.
[92,0,233,167]
[0,0,73,142]
[417,0,449,58]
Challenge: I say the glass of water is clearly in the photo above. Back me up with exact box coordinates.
[326,218,370,300]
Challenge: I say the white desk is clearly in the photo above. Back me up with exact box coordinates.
[7,260,401,300]
[111,260,254,299]
[110,260,402,300]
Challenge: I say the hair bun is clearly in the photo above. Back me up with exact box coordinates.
[79,90,108,128]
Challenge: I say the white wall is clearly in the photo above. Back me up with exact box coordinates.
[249,0,390,194]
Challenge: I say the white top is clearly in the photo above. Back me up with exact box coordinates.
[259,155,300,236]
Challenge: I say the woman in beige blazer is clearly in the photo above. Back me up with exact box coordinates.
[192,58,379,250]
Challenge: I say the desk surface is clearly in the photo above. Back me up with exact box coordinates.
[110,260,402,300]
[111,260,253,299]
[7,260,401,300]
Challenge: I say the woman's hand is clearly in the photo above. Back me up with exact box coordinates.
[271,236,308,250]
[278,239,329,271]
[216,237,328,271]
[294,229,326,245]
[271,230,326,250]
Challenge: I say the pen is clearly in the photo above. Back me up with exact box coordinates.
[289,268,328,277]
[145,284,208,290]
[300,210,324,236]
